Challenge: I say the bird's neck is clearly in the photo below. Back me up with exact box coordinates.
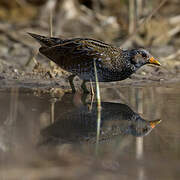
[122,50,145,70]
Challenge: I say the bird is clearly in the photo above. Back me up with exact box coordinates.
[40,98,161,145]
[28,33,160,93]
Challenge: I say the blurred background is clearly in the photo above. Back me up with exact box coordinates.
[0,1,180,179]
[0,0,180,81]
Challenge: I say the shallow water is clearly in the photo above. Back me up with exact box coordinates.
[0,84,180,180]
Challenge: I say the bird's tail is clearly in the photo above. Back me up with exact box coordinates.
[28,32,63,47]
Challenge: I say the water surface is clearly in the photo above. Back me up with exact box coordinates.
[0,84,179,179]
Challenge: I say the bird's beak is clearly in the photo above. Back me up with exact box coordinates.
[149,57,161,66]
[149,119,162,128]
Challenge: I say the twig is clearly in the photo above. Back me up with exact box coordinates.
[121,0,168,47]
[129,0,136,35]
[49,10,53,37]
[169,15,180,25]
[48,1,57,68]
[154,25,180,44]
[136,0,143,20]
[162,49,180,61]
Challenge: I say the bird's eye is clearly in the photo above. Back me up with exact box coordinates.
[141,52,147,58]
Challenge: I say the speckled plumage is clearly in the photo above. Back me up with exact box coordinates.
[40,101,161,144]
[29,33,160,93]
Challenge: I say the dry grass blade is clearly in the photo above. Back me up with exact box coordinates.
[49,5,57,68]
[93,60,101,155]
[93,60,101,110]
[49,10,53,37]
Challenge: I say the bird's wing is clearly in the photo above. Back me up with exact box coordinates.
[39,38,119,61]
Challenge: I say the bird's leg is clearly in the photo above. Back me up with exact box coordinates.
[68,75,76,93]
[90,79,94,96]
[81,80,90,94]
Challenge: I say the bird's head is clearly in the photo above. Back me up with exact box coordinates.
[129,117,162,137]
[130,49,160,68]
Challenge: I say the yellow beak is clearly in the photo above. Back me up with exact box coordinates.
[149,57,161,66]
[149,119,162,128]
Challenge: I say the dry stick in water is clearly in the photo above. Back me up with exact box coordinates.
[50,98,57,124]
[93,60,101,154]
[48,0,56,37]
[49,7,57,118]
[90,79,95,96]
[49,7,57,69]
[7,88,19,125]
[89,79,95,112]
[121,0,168,47]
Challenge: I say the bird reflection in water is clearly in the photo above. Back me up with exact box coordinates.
[40,94,161,145]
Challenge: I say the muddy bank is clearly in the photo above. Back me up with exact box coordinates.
[0,54,180,96]
[0,0,180,94]
[0,29,179,94]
